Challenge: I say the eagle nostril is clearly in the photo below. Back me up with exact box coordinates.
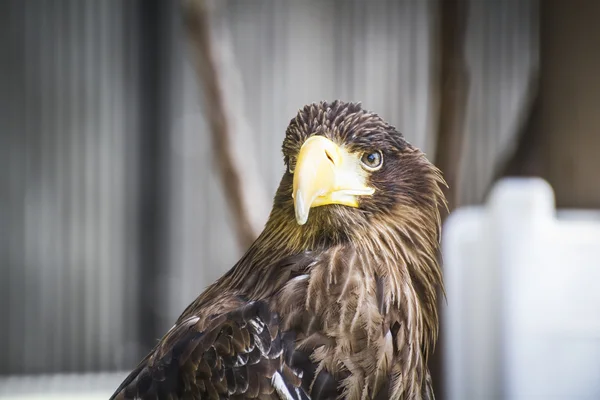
[325,149,335,165]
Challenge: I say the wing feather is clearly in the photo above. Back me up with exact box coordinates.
[110,301,307,400]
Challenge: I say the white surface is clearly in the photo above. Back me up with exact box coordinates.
[443,178,600,399]
[0,372,127,400]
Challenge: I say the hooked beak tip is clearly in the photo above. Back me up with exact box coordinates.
[294,191,309,225]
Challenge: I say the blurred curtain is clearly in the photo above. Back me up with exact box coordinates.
[1,0,173,374]
[0,0,538,378]
[457,0,539,206]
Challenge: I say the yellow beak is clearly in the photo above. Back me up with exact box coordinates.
[292,136,375,225]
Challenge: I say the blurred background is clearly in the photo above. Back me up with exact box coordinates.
[1,0,599,399]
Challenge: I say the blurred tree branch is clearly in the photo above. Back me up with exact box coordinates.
[183,0,265,250]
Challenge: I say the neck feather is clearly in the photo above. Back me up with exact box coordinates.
[221,171,446,358]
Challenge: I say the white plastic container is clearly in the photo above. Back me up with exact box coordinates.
[442,178,600,400]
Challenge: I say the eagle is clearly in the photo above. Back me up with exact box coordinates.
[111,101,446,400]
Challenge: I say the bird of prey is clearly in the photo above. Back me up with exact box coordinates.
[111,101,446,400]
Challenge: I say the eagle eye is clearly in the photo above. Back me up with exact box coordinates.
[360,150,383,171]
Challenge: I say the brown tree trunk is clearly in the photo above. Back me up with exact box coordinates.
[434,0,470,212]
[431,1,470,398]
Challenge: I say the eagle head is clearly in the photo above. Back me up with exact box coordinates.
[269,100,446,252]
